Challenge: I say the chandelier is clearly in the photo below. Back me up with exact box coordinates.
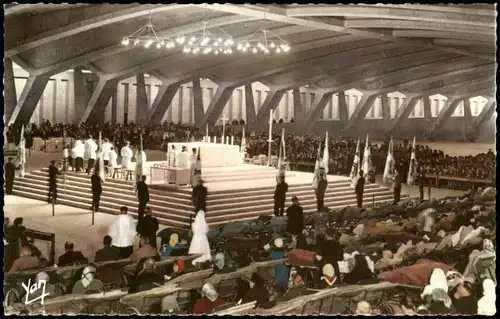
[237,29,290,54]
[181,21,234,55]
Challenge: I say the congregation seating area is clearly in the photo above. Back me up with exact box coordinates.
[4,187,496,315]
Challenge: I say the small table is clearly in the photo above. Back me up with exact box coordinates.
[167,167,191,187]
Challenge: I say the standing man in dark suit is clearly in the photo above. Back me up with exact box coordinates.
[192,179,207,212]
[47,160,61,204]
[355,170,365,209]
[4,157,20,195]
[274,175,289,216]
[91,170,103,212]
[94,235,120,262]
[316,169,328,211]
[137,207,159,249]
[286,196,304,235]
[417,168,426,200]
[136,175,150,222]
[393,170,402,205]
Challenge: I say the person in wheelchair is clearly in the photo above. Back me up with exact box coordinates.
[240,272,271,309]
[128,258,164,294]
[72,264,104,294]
[165,259,185,281]
[161,233,186,257]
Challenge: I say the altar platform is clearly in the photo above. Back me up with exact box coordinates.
[168,142,243,168]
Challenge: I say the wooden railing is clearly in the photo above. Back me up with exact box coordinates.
[425,174,492,189]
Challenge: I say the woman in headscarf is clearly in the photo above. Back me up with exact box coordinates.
[318,263,338,289]
[343,254,375,285]
[267,238,290,288]
[446,270,477,314]
[241,272,271,308]
[161,295,181,314]
[355,301,372,315]
[192,283,225,314]
[212,252,233,274]
[72,264,104,294]
[477,278,496,315]
[417,268,456,314]
[161,233,186,257]
[188,210,211,266]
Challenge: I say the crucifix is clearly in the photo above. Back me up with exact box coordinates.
[267,109,274,166]
[219,117,228,144]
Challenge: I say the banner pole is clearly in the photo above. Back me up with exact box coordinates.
[92,207,95,226]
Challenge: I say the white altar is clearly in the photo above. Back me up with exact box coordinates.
[168,142,243,168]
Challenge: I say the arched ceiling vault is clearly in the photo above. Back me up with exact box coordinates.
[5,3,496,101]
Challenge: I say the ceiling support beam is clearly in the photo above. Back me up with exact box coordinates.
[135,73,149,125]
[381,93,391,121]
[303,91,335,132]
[4,58,18,124]
[388,95,421,133]
[10,74,50,126]
[245,84,257,125]
[469,99,496,140]
[428,97,465,138]
[199,85,236,128]
[79,77,119,124]
[292,88,305,125]
[344,93,380,130]
[462,99,473,136]
[146,82,180,126]
[192,78,205,126]
[422,95,432,119]
[73,67,87,123]
[255,88,286,128]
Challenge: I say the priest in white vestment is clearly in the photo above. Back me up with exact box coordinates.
[167,145,177,167]
[72,140,85,172]
[108,147,119,178]
[102,138,113,174]
[176,146,189,169]
[84,136,98,175]
[188,210,211,265]
[188,148,197,187]
[108,206,137,258]
[121,141,133,170]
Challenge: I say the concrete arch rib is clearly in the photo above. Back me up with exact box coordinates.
[30,14,259,77]
[5,4,192,58]
[286,5,494,27]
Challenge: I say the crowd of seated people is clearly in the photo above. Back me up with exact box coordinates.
[4,186,496,315]
[6,121,494,189]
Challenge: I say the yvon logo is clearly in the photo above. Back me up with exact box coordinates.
[21,278,50,305]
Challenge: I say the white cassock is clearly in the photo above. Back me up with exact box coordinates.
[72,140,84,159]
[167,149,176,167]
[188,153,197,185]
[84,139,98,161]
[176,151,189,169]
[102,142,113,162]
[188,210,211,264]
[108,149,118,167]
[121,146,133,169]
[108,214,137,248]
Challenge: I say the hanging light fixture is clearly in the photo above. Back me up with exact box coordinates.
[237,29,290,54]
[120,5,176,50]
[182,5,234,55]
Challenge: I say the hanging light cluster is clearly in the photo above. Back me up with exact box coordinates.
[120,22,178,50]
[181,22,234,55]
[237,29,290,54]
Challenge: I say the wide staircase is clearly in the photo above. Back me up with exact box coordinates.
[11,167,410,229]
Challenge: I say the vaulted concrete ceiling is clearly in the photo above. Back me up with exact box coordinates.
[5,3,497,98]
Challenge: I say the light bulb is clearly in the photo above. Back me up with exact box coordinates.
[134,39,139,46]
[237,44,243,50]
[156,43,162,49]
[214,50,219,55]
[183,47,190,53]
[257,42,263,47]
[121,38,130,45]
[176,36,185,44]
[264,49,269,54]
[190,36,196,41]
[227,49,232,54]
[201,37,210,46]
[276,48,281,53]
[214,42,219,47]
[144,40,153,48]
[242,47,247,52]
[252,48,257,53]
[269,42,275,48]
[283,45,290,52]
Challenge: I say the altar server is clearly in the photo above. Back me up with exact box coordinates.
[189,148,198,187]
[121,141,133,170]
[167,145,177,167]
[188,210,211,265]
[176,146,189,169]
[72,140,85,172]
[84,136,98,175]
[108,206,137,259]
[102,138,113,174]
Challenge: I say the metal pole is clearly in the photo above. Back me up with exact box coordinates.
[372,195,375,206]
[267,110,273,166]
[52,197,55,216]
[92,207,95,226]
[428,184,431,200]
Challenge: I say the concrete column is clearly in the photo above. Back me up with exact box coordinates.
[192,78,205,125]
[462,99,472,137]
[4,58,17,124]
[10,74,50,126]
[292,88,305,124]
[146,83,180,125]
[135,73,149,125]
[337,91,349,122]
[428,97,464,137]
[470,99,495,139]
[422,95,432,119]
[79,77,119,124]
[303,91,335,132]
[388,96,420,133]
[344,92,379,130]
[255,88,286,127]
[199,85,235,128]
[73,67,86,123]
[244,84,256,125]
[381,93,390,121]
[111,89,118,124]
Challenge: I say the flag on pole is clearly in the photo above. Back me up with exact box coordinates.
[321,131,329,175]
[350,139,361,189]
[205,124,209,142]
[407,136,417,185]
[240,126,247,153]
[133,134,144,192]
[382,138,396,184]
[312,141,322,189]
[361,134,372,182]
[16,125,26,177]
[281,128,287,162]
[63,128,68,193]
[277,128,286,177]
[98,132,106,183]
[194,147,202,184]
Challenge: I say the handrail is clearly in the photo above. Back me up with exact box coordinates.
[206,258,288,285]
